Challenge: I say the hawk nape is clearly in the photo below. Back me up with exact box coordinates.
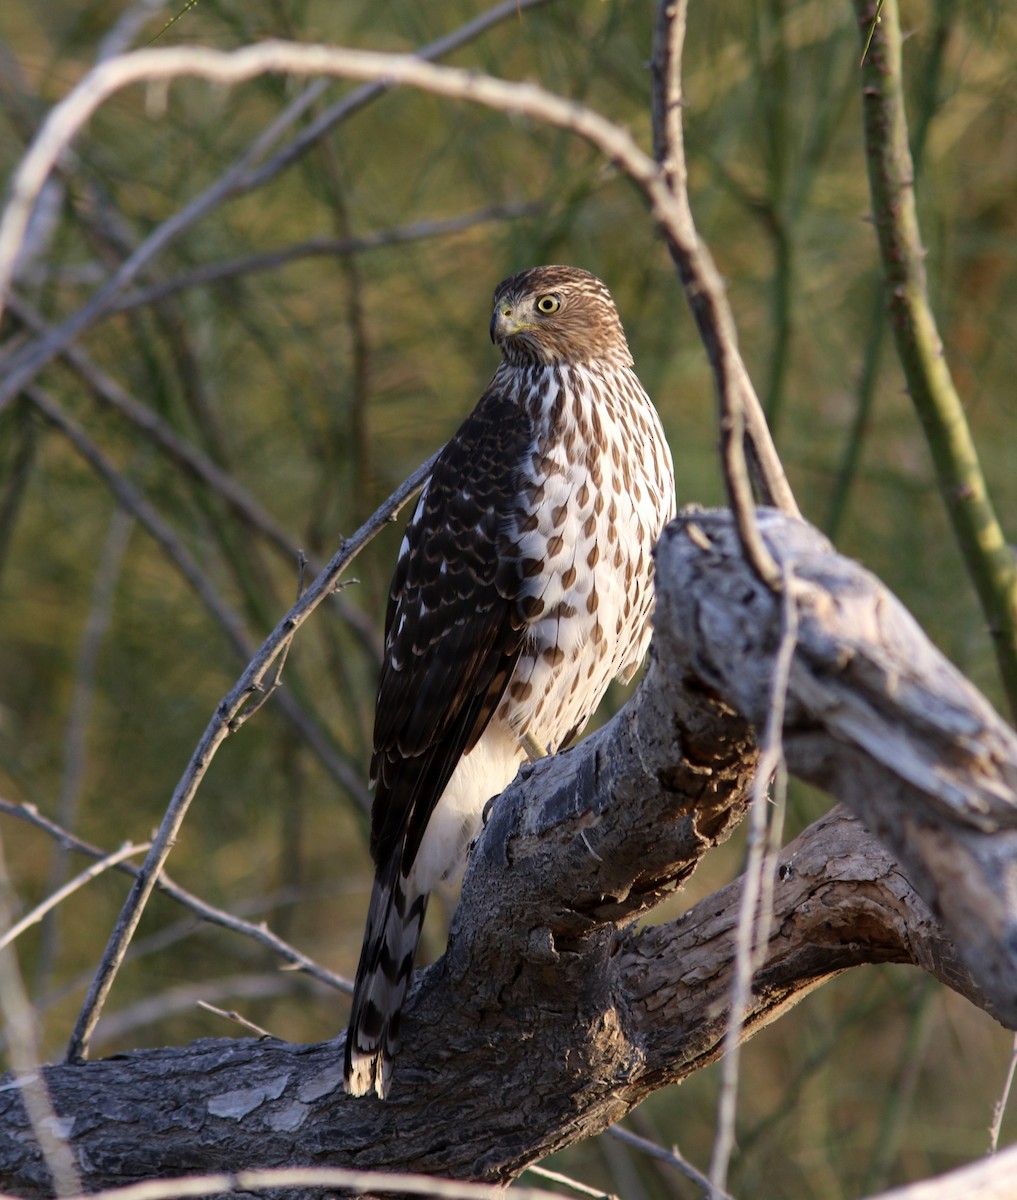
[343,265,676,1098]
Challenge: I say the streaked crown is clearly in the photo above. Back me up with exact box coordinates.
[490,265,633,368]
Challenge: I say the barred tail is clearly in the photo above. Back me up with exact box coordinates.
[343,856,428,1099]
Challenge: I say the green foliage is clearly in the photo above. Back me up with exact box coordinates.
[0,1,1015,1195]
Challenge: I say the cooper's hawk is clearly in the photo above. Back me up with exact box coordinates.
[344,265,676,1098]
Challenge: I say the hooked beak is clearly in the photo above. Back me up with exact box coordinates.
[490,302,529,344]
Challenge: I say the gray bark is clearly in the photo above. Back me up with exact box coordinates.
[2,508,1016,1197]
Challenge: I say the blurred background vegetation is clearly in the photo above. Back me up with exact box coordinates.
[0,1,1015,1196]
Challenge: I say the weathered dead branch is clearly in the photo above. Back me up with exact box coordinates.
[2,508,1014,1197]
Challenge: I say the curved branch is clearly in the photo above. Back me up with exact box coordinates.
[659,507,1017,1025]
[0,0,550,409]
[2,509,1015,1194]
[650,0,799,583]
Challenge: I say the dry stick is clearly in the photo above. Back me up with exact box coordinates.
[36,507,135,991]
[24,385,369,809]
[523,1165,618,1200]
[24,317,375,666]
[7,292,301,558]
[6,292,380,658]
[708,566,797,1200]
[0,841,150,952]
[0,798,353,994]
[90,974,309,1048]
[0,0,551,412]
[988,1033,1017,1154]
[0,35,788,592]
[852,0,1017,718]
[650,9,797,1179]
[64,446,438,1063]
[0,829,82,1198]
[195,1000,275,1040]
[110,205,540,312]
[0,1168,562,1200]
[650,0,799,587]
[606,1126,731,1200]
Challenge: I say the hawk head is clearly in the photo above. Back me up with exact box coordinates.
[490,265,634,369]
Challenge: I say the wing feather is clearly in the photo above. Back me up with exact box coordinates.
[369,384,533,871]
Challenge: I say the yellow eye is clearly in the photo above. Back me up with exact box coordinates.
[535,294,561,315]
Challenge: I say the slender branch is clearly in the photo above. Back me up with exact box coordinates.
[852,0,1017,718]
[0,842,150,952]
[196,1000,275,1040]
[650,0,799,587]
[35,509,134,991]
[5,1168,563,1200]
[988,1034,1017,1155]
[524,1164,618,1200]
[64,446,437,1062]
[93,974,315,1048]
[0,0,550,411]
[23,385,370,807]
[108,205,541,314]
[0,798,353,995]
[606,1127,729,1200]
[709,565,795,1197]
[0,830,82,1197]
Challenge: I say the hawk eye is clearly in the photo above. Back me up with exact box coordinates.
[535,294,561,315]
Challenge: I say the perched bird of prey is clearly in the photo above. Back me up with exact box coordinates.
[344,265,676,1098]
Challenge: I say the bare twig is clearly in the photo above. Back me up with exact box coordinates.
[23,384,370,808]
[109,205,540,313]
[232,550,310,725]
[0,1168,563,1200]
[195,1000,275,1040]
[524,1164,618,1200]
[852,0,1017,717]
[988,1033,1017,1154]
[36,508,134,989]
[650,0,798,588]
[64,446,437,1062]
[0,830,82,1197]
[708,563,796,1198]
[606,1126,730,1200]
[0,0,550,411]
[0,797,354,994]
[0,841,150,952]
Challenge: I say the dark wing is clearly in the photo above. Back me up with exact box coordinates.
[369,384,533,871]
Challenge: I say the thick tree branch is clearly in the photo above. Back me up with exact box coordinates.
[2,509,1015,1196]
[660,508,1017,1024]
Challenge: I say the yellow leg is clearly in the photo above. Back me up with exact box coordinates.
[521,731,549,762]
